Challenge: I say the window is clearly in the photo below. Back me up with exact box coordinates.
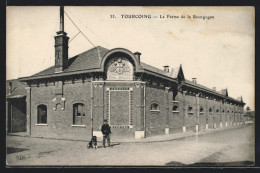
[216,109,219,113]
[151,103,160,111]
[73,103,85,125]
[227,110,230,114]
[188,106,193,114]
[37,105,47,124]
[172,105,179,112]
[200,106,204,113]
[209,107,213,113]
[222,109,225,113]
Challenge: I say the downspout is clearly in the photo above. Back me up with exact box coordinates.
[205,97,208,130]
[90,80,93,138]
[143,83,146,138]
[29,90,31,136]
[10,104,13,133]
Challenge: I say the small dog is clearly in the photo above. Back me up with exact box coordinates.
[87,136,98,149]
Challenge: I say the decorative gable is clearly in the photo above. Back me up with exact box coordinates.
[106,57,134,81]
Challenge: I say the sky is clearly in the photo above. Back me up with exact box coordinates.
[6,6,255,110]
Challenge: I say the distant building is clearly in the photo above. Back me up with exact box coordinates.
[6,79,27,133]
[10,7,245,140]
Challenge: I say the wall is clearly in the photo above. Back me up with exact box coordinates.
[145,84,168,136]
[30,81,92,140]
[28,79,245,140]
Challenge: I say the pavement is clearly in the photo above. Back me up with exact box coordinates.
[6,123,254,166]
[7,122,251,143]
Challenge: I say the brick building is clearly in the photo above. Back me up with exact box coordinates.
[16,7,245,140]
[6,79,27,133]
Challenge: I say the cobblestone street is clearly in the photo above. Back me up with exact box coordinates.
[6,124,254,166]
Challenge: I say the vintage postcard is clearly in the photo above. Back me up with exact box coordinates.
[6,6,255,166]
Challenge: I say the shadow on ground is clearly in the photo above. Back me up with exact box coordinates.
[165,161,255,167]
[7,147,29,154]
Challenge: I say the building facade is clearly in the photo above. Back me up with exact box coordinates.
[6,79,27,133]
[16,7,245,140]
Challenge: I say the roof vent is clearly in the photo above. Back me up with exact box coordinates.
[192,78,197,84]
[163,65,169,73]
[134,52,141,65]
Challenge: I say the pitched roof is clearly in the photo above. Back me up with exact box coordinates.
[6,79,27,99]
[31,46,178,79]
[32,46,109,77]
[140,62,166,76]
[185,79,218,93]
[66,46,109,72]
[22,46,243,104]
[184,79,242,102]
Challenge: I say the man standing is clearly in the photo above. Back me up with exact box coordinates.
[101,119,111,148]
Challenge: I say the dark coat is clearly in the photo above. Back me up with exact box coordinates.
[101,124,111,135]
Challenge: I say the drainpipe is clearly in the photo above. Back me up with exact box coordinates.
[205,97,208,130]
[90,79,93,138]
[6,101,9,133]
[183,91,186,132]
[143,83,146,138]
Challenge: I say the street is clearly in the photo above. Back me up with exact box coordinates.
[6,124,254,166]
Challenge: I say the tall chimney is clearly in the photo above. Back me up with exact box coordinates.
[8,82,12,94]
[163,65,169,73]
[134,52,141,65]
[192,78,197,84]
[213,87,216,91]
[60,6,64,32]
[54,6,70,73]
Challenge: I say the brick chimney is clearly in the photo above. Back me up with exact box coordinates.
[192,78,197,84]
[134,52,141,65]
[163,65,169,73]
[54,6,70,73]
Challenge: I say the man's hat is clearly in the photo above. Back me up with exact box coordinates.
[104,119,108,122]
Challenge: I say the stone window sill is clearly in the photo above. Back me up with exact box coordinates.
[172,111,179,113]
[71,125,86,128]
[173,101,179,103]
[151,110,160,112]
[35,124,48,126]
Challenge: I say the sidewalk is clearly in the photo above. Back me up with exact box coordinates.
[7,123,249,144]
[111,124,248,143]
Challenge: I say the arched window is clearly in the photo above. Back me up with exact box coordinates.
[227,110,230,114]
[188,106,193,113]
[222,109,225,113]
[73,103,85,125]
[172,105,179,112]
[37,105,47,124]
[209,107,213,113]
[200,106,204,113]
[216,109,219,113]
[151,103,160,111]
